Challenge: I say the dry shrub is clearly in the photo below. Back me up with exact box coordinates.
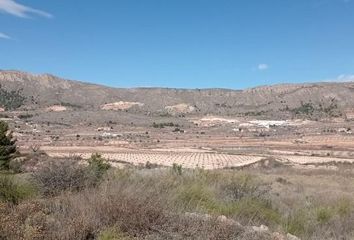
[41,179,168,239]
[0,184,167,239]
[221,173,271,201]
[149,216,243,240]
[0,169,269,240]
[1,167,354,239]
[32,159,89,196]
[32,155,111,197]
[0,201,48,240]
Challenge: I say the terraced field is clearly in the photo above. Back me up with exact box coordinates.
[46,149,264,169]
[43,145,354,169]
[280,155,354,165]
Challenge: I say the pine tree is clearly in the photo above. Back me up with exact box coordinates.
[0,121,17,170]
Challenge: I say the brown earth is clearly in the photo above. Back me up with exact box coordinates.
[1,70,354,169]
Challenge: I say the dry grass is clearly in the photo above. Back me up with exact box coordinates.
[1,161,354,239]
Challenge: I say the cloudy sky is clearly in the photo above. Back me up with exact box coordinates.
[0,0,353,88]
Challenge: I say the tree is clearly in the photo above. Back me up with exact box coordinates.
[86,153,111,183]
[0,120,17,170]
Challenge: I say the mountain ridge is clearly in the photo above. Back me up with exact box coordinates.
[0,69,350,91]
[0,70,353,118]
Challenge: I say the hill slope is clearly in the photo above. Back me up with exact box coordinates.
[0,70,353,118]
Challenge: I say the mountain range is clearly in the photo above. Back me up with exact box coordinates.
[1,70,353,118]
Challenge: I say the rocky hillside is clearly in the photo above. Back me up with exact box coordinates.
[1,70,354,118]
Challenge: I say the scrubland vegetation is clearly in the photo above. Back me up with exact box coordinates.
[1,155,354,239]
[1,121,354,239]
[0,85,25,110]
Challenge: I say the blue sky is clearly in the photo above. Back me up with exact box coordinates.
[0,0,354,89]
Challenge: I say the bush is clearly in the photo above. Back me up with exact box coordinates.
[32,155,110,196]
[222,173,270,201]
[316,207,334,224]
[17,114,33,119]
[291,102,315,115]
[144,161,159,169]
[32,159,89,196]
[2,167,354,239]
[0,175,36,204]
[0,85,25,110]
[0,120,17,170]
[336,198,353,217]
[8,157,26,173]
[220,198,281,226]
[86,153,111,184]
[172,163,183,175]
[283,209,311,237]
[219,173,279,225]
[176,182,217,212]
[152,122,179,128]
[0,201,47,239]
[98,227,132,240]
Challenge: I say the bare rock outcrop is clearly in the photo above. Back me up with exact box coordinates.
[101,101,144,111]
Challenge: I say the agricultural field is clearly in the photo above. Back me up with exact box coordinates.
[2,88,354,240]
[1,89,354,240]
[6,112,353,172]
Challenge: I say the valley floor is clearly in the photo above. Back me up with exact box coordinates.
[1,111,354,239]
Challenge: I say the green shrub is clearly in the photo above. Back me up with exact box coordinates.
[0,85,25,110]
[172,163,183,176]
[283,210,310,236]
[0,175,37,204]
[316,207,334,224]
[144,161,159,169]
[176,183,216,211]
[217,198,281,226]
[0,120,17,170]
[336,198,353,217]
[60,102,82,109]
[291,102,315,115]
[222,173,270,201]
[86,153,111,184]
[17,114,33,119]
[98,227,131,240]
[152,122,180,128]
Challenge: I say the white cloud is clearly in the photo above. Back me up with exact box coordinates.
[0,0,52,18]
[0,32,11,39]
[258,64,269,71]
[323,74,354,82]
[335,74,354,82]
